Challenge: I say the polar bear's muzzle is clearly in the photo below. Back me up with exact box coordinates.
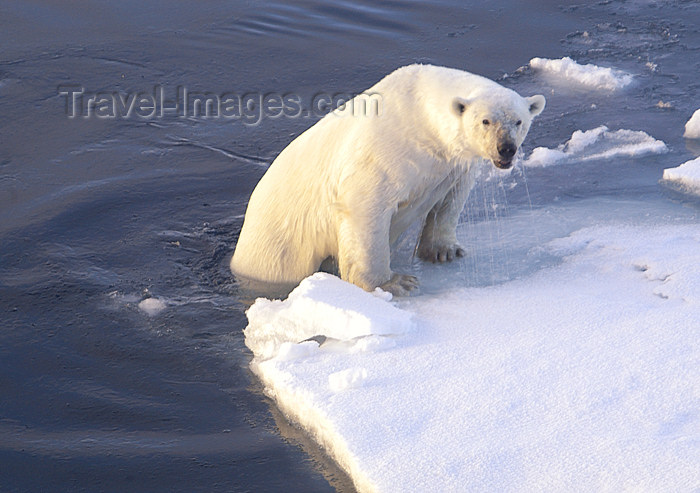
[494,158,513,170]
[494,141,517,169]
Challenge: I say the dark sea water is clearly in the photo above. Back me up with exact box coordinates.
[1,1,698,491]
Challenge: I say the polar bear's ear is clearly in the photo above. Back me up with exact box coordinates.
[527,95,546,116]
[451,97,471,117]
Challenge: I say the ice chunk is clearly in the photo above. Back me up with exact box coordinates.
[524,125,667,167]
[684,108,700,139]
[662,156,700,196]
[138,297,166,316]
[529,56,633,91]
[244,272,413,361]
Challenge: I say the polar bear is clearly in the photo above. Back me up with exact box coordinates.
[231,64,545,296]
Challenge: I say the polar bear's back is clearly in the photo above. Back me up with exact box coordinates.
[231,109,365,284]
[373,64,508,110]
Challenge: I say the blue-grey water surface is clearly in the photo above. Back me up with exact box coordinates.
[1,1,699,491]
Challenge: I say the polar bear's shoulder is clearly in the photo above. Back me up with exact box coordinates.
[376,64,500,94]
[367,64,515,119]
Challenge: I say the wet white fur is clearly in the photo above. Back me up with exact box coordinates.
[231,64,545,295]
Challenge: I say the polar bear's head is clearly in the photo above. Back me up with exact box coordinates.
[451,91,545,169]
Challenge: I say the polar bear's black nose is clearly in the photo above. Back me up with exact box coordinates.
[498,142,517,160]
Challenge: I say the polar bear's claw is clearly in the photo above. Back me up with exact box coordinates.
[418,244,466,263]
[380,273,419,297]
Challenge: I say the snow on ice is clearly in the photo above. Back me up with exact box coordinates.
[244,225,700,492]
[241,55,698,493]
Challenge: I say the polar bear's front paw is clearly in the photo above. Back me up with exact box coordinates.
[379,273,419,297]
[417,243,466,263]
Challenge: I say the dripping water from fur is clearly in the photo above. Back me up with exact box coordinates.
[517,162,543,247]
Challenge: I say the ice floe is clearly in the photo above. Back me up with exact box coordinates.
[529,56,633,91]
[662,156,700,196]
[684,108,700,139]
[524,125,667,167]
[243,225,700,492]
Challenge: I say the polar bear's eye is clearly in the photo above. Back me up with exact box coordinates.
[516,120,522,126]
[482,119,490,125]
